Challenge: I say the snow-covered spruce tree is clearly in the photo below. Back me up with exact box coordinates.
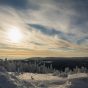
[65,67,70,74]
[73,66,81,73]
[80,66,87,73]
[53,70,60,76]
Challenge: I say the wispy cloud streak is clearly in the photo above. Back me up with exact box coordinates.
[0,0,88,57]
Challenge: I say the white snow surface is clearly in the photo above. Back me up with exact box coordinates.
[16,72,88,88]
[17,73,64,81]
[68,73,88,79]
[0,72,88,88]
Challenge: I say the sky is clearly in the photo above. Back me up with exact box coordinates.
[0,0,88,58]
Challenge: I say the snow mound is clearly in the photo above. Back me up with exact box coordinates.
[68,73,88,79]
[69,77,88,88]
[0,72,88,88]
[0,72,35,88]
[17,73,61,81]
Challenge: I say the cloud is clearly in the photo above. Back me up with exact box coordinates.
[19,0,88,36]
[0,0,39,10]
[30,41,46,46]
[77,36,88,45]
[29,24,62,36]
[0,0,88,57]
[29,24,75,43]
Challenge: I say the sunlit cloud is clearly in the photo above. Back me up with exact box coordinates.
[0,0,88,57]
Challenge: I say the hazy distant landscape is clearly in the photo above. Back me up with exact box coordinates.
[0,57,88,88]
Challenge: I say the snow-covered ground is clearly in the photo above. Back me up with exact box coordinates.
[16,72,88,88]
[68,73,88,79]
[17,73,65,81]
[0,72,88,88]
[17,73,67,88]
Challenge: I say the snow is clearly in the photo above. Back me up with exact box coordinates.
[69,77,88,88]
[0,72,35,88]
[68,73,88,79]
[17,73,64,81]
[0,72,88,88]
[17,72,88,88]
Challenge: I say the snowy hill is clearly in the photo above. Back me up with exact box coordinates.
[16,72,88,88]
[0,72,88,88]
[0,72,35,88]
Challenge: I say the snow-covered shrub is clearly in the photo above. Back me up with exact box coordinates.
[53,70,60,76]
[38,82,48,88]
[59,72,68,78]
[0,66,7,72]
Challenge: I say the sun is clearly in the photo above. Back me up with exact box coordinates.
[7,26,23,43]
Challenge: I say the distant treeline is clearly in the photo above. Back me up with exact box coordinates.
[0,58,54,73]
[0,57,88,73]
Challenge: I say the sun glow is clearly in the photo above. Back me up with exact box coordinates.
[7,26,23,43]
